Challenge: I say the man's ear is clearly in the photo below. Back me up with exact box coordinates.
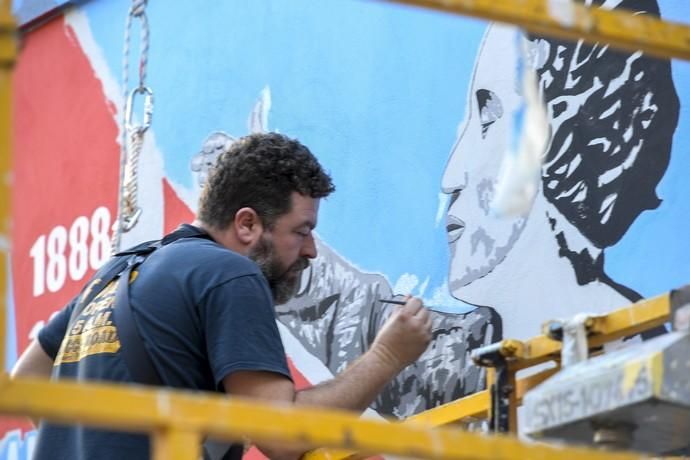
[234,207,264,245]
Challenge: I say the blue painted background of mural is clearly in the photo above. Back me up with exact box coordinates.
[9,0,690,317]
[12,0,72,25]
[606,58,690,297]
[82,0,488,311]
[81,0,690,310]
[0,430,36,460]
[598,0,690,298]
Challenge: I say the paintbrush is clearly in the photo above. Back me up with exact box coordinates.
[378,298,444,313]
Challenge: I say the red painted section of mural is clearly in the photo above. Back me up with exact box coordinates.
[6,13,318,453]
[244,446,267,460]
[287,356,312,391]
[243,357,311,460]
[12,16,120,353]
[162,178,195,233]
[5,13,120,439]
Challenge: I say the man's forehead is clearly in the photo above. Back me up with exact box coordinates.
[286,192,319,224]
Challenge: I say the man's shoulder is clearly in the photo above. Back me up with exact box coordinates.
[151,237,262,281]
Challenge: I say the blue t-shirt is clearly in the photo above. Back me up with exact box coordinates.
[34,226,292,460]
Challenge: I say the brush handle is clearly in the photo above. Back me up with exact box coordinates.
[378,298,443,313]
[378,299,408,306]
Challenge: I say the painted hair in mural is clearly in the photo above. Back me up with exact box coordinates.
[538,1,679,250]
[442,0,678,341]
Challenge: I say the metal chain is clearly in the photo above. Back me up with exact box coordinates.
[112,0,153,254]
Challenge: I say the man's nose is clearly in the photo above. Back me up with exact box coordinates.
[300,232,317,259]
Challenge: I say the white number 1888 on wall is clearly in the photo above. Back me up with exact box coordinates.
[29,206,111,297]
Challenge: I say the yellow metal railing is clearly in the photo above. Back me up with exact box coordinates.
[0,292,671,460]
[385,0,690,61]
[1,1,688,459]
[305,292,673,460]
[0,374,650,460]
[0,287,671,460]
[0,0,15,376]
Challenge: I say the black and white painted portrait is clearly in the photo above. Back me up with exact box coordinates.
[443,0,678,341]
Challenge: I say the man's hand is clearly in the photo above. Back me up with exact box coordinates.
[371,296,432,370]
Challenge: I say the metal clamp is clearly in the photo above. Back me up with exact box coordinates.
[121,207,142,232]
[543,315,594,367]
[124,86,154,134]
[472,342,518,433]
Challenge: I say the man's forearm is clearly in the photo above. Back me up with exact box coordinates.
[12,340,55,427]
[243,296,431,459]
[254,349,402,460]
[294,345,403,413]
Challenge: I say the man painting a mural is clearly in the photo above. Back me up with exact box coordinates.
[189,121,499,420]
[11,133,433,459]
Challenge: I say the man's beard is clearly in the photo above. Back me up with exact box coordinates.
[249,235,309,305]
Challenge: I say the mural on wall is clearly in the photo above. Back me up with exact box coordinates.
[443,0,681,341]
[3,0,690,457]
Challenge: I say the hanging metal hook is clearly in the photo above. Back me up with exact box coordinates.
[122,208,143,232]
[124,85,154,134]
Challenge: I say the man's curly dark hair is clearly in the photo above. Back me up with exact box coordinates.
[198,132,335,230]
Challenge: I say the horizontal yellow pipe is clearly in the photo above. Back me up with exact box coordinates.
[0,0,16,376]
[506,293,670,370]
[384,0,690,61]
[0,375,648,460]
[406,388,490,427]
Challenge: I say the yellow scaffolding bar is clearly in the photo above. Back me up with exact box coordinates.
[495,292,671,370]
[385,0,690,61]
[0,374,649,460]
[0,0,15,375]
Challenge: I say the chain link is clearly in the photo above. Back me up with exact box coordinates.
[112,0,153,254]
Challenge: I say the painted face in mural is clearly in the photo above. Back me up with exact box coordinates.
[441,24,527,291]
[443,0,678,298]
